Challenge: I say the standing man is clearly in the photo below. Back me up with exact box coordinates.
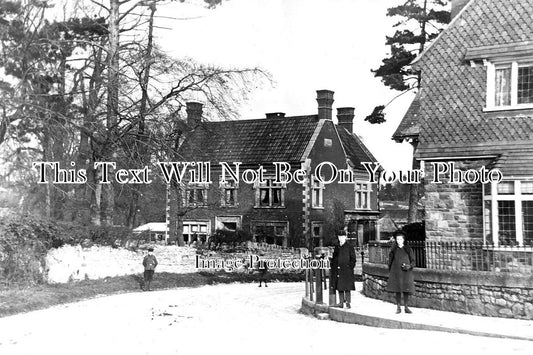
[143,247,158,291]
[331,230,356,308]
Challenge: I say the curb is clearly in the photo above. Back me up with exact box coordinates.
[301,297,533,342]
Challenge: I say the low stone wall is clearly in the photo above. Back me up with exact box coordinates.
[45,244,306,283]
[363,263,533,320]
[45,245,197,283]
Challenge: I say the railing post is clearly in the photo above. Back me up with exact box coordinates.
[315,266,323,303]
[309,268,314,302]
[305,269,309,297]
[328,267,336,306]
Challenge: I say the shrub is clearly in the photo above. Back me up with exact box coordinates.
[207,229,252,250]
[0,213,135,286]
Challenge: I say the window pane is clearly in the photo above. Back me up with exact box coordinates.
[197,189,204,203]
[225,189,235,204]
[498,201,516,245]
[484,200,492,243]
[522,201,533,246]
[495,67,511,106]
[272,188,281,205]
[521,181,533,194]
[497,181,514,195]
[518,65,533,104]
[260,189,269,205]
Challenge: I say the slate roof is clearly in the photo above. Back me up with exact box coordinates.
[392,92,421,142]
[177,116,320,164]
[396,0,533,177]
[177,115,378,170]
[337,127,379,170]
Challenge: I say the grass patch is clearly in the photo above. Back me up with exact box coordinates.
[0,271,304,318]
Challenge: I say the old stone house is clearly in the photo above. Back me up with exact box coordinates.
[394,0,533,248]
[171,90,380,249]
[364,0,533,319]
[394,0,533,249]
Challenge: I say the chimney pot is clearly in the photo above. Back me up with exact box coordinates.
[316,90,334,120]
[186,102,203,126]
[265,112,286,119]
[337,107,355,132]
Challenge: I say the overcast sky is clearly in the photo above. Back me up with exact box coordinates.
[153,0,423,170]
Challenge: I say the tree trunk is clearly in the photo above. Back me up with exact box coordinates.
[126,2,156,228]
[101,0,121,226]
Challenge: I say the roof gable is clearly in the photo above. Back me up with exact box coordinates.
[403,0,533,166]
[337,126,378,170]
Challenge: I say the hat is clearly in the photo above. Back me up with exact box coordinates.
[148,247,154,252]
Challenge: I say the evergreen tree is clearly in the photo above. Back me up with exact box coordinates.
[366,0,450,123]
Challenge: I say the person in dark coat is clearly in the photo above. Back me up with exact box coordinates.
[142,247,158,291]
[258,255,270,287]
[331,231,356,308]
[386,231,415,313]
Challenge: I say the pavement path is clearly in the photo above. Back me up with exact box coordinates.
[0,282,532,355]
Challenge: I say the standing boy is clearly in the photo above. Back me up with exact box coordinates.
[143,247,158,291]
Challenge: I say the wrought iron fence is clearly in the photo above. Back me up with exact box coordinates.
[368,241,533,273]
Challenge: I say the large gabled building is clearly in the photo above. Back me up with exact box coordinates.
[362,0,533,319]
[394,0,533,247]
[172,90,380,248]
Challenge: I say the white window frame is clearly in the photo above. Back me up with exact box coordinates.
[254,177,286,208]
[485,59,533,111]
[182,220,210,243]
[215,215,242,232]
[482,180,533,247]
[355,181,371,210]
[311,175,324,208]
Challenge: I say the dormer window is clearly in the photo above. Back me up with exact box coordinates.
[465,41,533,112]
[488,61,533,110]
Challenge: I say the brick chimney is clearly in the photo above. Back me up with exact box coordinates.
[316,90,334,120]
[451,0,470,19]
[265,112,286,119]
[337,107,355,132]
[186,102,203,126]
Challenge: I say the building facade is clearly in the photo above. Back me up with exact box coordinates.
[393,0,533,248]
[361,0,533,319]
[172,90,380,248]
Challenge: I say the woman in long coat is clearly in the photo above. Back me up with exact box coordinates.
[386,231,415,313]
[331,232,356,309]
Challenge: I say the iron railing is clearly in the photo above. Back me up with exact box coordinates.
[368,241,533,273]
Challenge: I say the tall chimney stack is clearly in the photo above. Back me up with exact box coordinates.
[186,102,203,127]
[316,90,334,120]
[451,0,470,19]
[337,107,355,133]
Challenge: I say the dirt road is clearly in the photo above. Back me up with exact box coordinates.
[0,282,532,355]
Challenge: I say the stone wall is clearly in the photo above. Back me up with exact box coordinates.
[45,245,197,283]
[45,243,306,283]
[423,159,491,243]
[363,263,533,320]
